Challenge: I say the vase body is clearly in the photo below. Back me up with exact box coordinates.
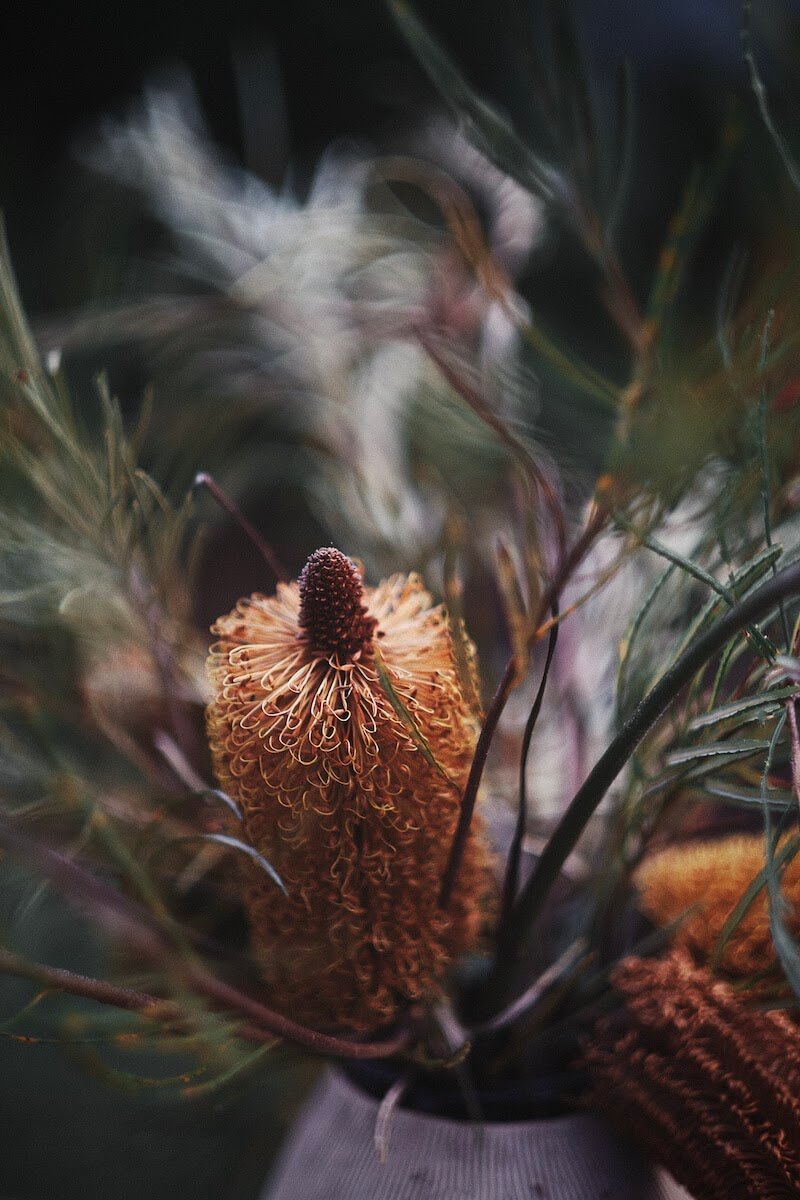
[263,1067,692,1200]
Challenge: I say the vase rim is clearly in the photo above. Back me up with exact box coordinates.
[330,1065,602,1137]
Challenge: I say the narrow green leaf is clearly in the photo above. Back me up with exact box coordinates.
[669,544,783,664]
[688,685,797,732]
[616,513,777,662]
[194,834,286,895]
[616,561,676,715]
[665,738,770,767]
[193,788,242,823]
[373,644,459,790]
[181,1041,276,1100]
[701,778,794,810]
[145,831,285,895]
[386,1,566,209]
[761,712,800,998]
[712,836,800,970]
[519,317,620,409]
[606,58,635,244]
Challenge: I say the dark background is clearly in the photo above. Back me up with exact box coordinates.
[0,0,775,317]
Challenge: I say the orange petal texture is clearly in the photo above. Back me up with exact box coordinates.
[635,834,800,981]
[584,950,800,1199]
[206,548,493,1031]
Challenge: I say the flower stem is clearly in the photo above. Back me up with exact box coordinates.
[439,655,518,910]
[499,604,559,928]
[0,948,171,1017]
[0,948,415,1058]
[0,820,416,1060]
[193,472,287,582]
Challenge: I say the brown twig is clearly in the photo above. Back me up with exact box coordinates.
[416,327,568,560]
[184,966,417,1060]
[438,655,518,910]
[438,501,609,911]
[0,819,417,1060]
[0,948,174,1019]
[193,472,288,582]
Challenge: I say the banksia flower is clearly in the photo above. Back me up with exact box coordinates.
[635,834,800,982]
[206,547,492,1031]
[583,950,800,1199]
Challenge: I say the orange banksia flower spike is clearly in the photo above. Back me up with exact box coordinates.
[584,950,800,1199]
[206,547,493,1031]
[635,834,800,981]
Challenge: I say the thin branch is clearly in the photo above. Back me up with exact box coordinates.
[438,654,518,909]
[439,504,608,910]
[416,328,568,559]
[0,816,167,959]
[742,0,800,197]
[499,602,559,927]
[193,472,288,582]
[181,965,417,1060]
[0,948,174,1019]
[0,818,416,1060]
[0,949,405,1055]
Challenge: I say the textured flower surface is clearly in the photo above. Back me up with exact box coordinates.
[584,950,800,1199]
[206,548,492,1031]
[635,834,800,981]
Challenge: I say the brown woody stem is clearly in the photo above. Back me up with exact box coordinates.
[194,472,288,582]
[0,821,416,1060]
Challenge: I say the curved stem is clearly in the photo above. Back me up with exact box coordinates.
[416,328,568,559]
[185,966,416,1060]
[499,604,559,928]
[0,948,414,1058]
[0,948,172,1017]
[0,821,415,1060]
[439,655,517,909]
[439,507,608,911]
[499,558,800,973]
[193,472,288,582]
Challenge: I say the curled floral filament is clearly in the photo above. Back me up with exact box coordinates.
[206,547,492,1031]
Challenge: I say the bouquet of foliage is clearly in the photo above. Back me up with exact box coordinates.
[5,4,800,1197]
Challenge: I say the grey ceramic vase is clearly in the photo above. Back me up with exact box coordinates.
[263,1068,693,1200]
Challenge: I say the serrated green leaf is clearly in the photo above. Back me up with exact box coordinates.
[669,544,784,665]
[701,778,794,810]
[665,738,771,767]
[373,644,459,790]
[688,685,797,732]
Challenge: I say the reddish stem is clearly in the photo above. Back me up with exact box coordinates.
[439,655,518,910]
[0,820,415,1060]
[0,948,171,1017]
[194,472,288,582]
[438,503,608,910]
[416,328,567,560]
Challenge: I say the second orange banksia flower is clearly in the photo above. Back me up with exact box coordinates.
[206,547,492,1031]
